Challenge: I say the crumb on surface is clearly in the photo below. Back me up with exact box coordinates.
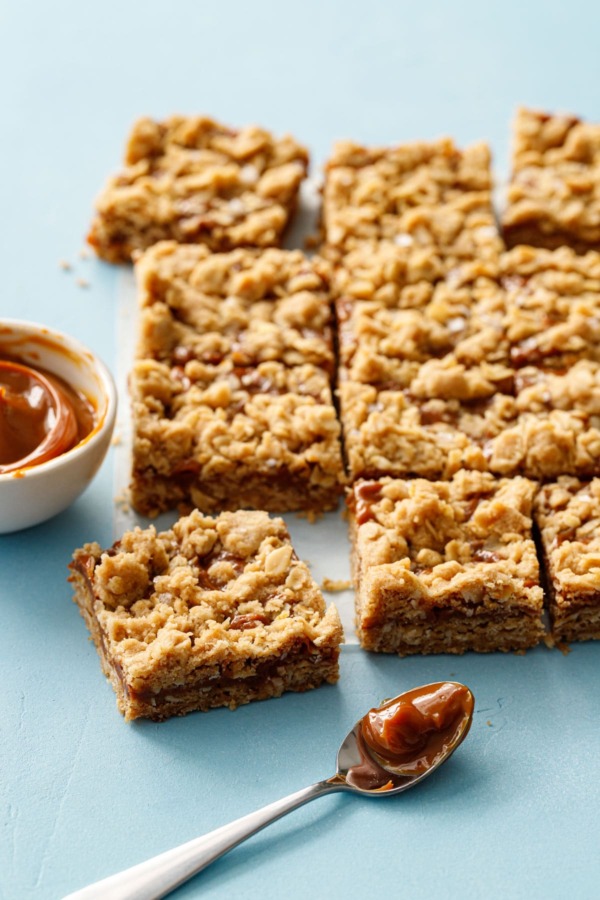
[58,259,72,271]
[75,278,90,288]
[321,577,352,592]
[295,509,320,523]
[113,488,131,512]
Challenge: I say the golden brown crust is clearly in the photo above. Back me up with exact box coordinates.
[500,246,600,368]
[336,280,507,386]
[336,243,600,485]
[69,510,343,720]
[88,116,308,262]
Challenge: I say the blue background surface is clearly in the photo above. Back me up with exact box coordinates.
[2,2,600,897]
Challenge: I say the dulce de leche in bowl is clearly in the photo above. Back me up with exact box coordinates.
[0,319,117,533]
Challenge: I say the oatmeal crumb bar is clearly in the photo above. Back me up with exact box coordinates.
[500,245,600,369]
[136,242,335,373]
[336,245,600,386]
[348,471,544,654]
[69,510,343,721]
[503,107,600,252]
[88,116,308,262]
[340,377,511,481]
[535,477,600,642]
[336,281,507,386]
[323,137,502,263]
[131,358,345,516]
[339,361,600,482]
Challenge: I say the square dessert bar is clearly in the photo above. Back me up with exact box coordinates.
[131,358,345,516]
[503,107,600,253]
[136,242,335,374]
[339,376,514,481]
[535,477,600,642]
[69,510,343,721]
[88,115,308,262]
[500,245,600,369]
[335,245,600,388]
[348,471,544,654]
[336,277,507,388]
[339,361,600,482]
[323,137,502,262]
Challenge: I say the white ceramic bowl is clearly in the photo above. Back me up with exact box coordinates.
[0,319,117,533]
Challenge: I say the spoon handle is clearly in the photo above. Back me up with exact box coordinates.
[62,779,341,900]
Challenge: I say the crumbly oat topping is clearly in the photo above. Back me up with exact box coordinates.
[348,471,544,654]
[336,286,507,385]
[504,107,600,249]
[336,242,600,488]
[333,243,500,306]
[501,246,600,368]
[536,477,600,593]
[336,245,600,385]
[136,242,334,371]
[131,240,343,514]
[88,116,308,262]
[340,362,600,481]
[535,477,600,640]
[350,471,540,594]
[323,137,501,259]
[69,510,343,718]
[502,243,600,282]
[131,359,345,515]
[74,511,338,649]
[340,380,505,480]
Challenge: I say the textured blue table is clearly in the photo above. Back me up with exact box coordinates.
[2,2,600,897]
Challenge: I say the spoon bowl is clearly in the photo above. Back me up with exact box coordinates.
[334,680,474,794]
[64,681,474,900]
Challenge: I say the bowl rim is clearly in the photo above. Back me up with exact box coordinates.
[0,318,118,482]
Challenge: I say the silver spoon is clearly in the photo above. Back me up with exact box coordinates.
[63,681,473,900]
